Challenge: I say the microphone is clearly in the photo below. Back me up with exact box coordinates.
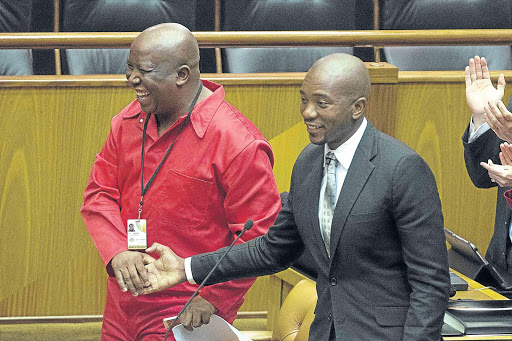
[164,219,254,340]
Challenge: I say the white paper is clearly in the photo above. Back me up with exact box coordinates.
[163,314,253,341]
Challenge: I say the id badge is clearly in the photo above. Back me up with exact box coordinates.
[127,219,147,250]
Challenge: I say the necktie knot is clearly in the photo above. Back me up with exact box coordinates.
[326,152,337,166]
[325,152,338,175]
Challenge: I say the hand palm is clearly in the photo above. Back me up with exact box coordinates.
[145,253,181,292]
[466,79,504,115]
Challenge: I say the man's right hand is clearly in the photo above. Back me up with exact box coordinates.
[142,243,187,294]
[465,55,505,129]
[111,250,150,296]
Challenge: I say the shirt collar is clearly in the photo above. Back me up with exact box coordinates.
[324,117,367,170]
[121,79,224,139]
[188,79,224,138]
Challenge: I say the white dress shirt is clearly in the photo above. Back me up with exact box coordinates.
[468,117,490,143]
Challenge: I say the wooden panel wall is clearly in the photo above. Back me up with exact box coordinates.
[8,65,504,318]
[0,87,133,316]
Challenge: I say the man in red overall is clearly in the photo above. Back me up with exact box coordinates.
[81,23,281,340]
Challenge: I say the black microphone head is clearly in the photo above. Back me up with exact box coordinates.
[244,220,254,231]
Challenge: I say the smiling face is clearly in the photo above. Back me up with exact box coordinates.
[126,39,178,117]
[300,71,355,149]
[125,23,200,122]
[300,54,369,150]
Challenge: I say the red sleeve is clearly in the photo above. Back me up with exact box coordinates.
[199,140,281,322]
[220,139,281,239]
[80,125,126,275]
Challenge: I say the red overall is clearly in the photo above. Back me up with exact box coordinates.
[81,80,281,340]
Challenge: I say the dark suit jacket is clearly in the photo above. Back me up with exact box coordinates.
[462,96,512,271]
[192,122,450,341]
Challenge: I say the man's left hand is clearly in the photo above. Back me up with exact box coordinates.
[178,296,216,331]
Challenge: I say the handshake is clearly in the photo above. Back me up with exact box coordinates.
[111,243,187,296]
[111,219,253,297]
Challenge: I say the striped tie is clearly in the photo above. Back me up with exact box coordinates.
[322,152,337,257]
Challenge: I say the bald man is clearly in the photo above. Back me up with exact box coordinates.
[142,53,450,341]
[80,23,281,340]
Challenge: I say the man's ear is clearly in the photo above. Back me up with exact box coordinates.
[176,65,191,86]
[352,97,367,120]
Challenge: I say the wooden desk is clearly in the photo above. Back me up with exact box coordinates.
[443,270,511,340]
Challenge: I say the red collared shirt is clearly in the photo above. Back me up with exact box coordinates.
[81,79,281,321]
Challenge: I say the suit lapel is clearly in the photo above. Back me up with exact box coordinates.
[302,148,331,262]
[329,123,377,264]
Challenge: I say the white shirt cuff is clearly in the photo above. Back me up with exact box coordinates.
[184,257,197,285]
[468,118,490,143]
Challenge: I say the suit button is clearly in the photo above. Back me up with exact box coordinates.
[330,278,337,286]
[327,314,332,321]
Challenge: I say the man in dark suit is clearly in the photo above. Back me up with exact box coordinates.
[462,55,512,272]
[142,53,451,340]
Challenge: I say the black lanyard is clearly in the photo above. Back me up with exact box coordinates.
[138,82,203,220]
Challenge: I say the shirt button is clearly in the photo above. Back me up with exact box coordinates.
[140,118,143,123]
[330,278,337,286]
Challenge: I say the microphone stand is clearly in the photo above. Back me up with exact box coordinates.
[164,219,254,341]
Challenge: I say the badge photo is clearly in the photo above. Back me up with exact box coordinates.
[127,219,147,250]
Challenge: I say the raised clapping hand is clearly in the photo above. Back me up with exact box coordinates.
[465,56,505,129]
[480,142,512,187]
[141,242,187,294]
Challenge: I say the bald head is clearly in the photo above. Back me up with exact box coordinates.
[308,53,370,102]
[132,23,200,77]
[300,53,370,149]
[126,23,207,124]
